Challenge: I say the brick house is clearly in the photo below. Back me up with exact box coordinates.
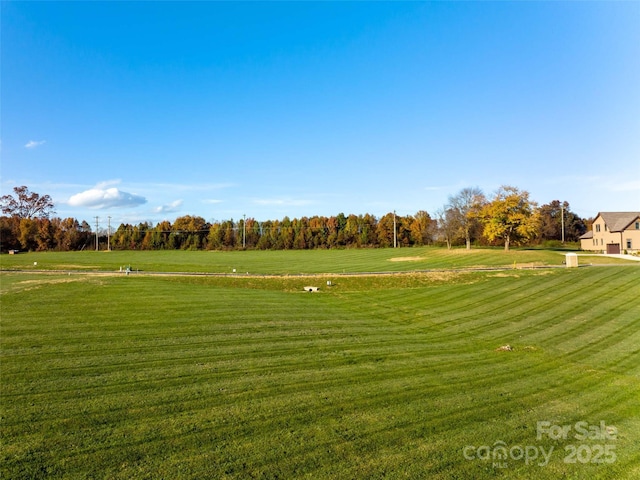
[580,212,640,254]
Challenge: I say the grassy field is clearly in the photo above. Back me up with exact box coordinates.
[1,250,639,479]
[0,246,634,274]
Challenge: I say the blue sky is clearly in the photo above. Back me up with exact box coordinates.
[2,1,639,226]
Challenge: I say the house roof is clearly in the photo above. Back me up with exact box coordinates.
[597,212,640,232]
[580,230,593,240]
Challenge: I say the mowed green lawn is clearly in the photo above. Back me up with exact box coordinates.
[1,254,639,478]
[0,246,634,274]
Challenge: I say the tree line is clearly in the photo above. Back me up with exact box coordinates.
[1,185,587,253]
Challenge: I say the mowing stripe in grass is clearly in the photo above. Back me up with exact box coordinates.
[2,266,638,479]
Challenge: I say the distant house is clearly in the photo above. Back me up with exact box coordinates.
[580,212,640,254]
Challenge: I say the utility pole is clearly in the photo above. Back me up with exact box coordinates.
[243,214,246,249]
[561,203,565,244]
[393,210,397,248]
[107,216,112,251]
[94,216,99,251]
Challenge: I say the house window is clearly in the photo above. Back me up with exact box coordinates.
[627,239,632,249]
[636,222,639,230]
[595,224,601,232]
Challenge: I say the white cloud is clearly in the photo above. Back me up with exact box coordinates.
[68,186,147,209]
[154,199,183,213]
[25,140,46,149]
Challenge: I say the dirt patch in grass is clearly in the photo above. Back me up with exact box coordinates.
[419,271,462,282]
[56,264,101,270]
[495,345,540,353]
[4,276,106,294]
[496,344,513,352]
[389,256,423,262]
[489,269,554,279]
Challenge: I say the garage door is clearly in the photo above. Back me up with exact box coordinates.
[606,243,621,254]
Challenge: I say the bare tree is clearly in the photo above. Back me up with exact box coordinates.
[1,186,55,219]
[435,207,459,250]
[448,187,486,249]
